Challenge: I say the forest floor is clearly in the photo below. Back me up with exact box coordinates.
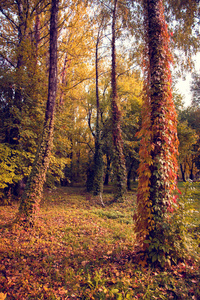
[0,183,199,299]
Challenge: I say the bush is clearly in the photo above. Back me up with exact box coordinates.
[170,181,200,258]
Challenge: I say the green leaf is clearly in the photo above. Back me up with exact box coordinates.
[144,240,151,244]
[152,254,157,263]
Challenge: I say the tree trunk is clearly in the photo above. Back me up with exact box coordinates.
[104,153,111,185]
[17,0,58,224]
[189,155,195,180]
[180,163,186,182]
[59,53,70,105]
[135,0,179,265]
[111,0,127,202]
[127,160,135,191]
[92,30,104,200]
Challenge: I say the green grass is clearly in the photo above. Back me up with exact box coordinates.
[0,184,199,299]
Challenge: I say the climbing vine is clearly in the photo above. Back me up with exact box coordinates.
[17,0,58,224]
[111,0,127,202]
[134,0,180,265]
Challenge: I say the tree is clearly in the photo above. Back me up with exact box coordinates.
[191,72,200,108]
[0,0,50,144]
[0,0,51,201]
[89,12,107,205]
[17,0,58,224]
[119,73,142,190]
[110,0,127,201]
[84,5,109,199]
[178,91,200,181]
[165,0,200,71]
[177,121,198,181]
[52,0,95,187]
[88,0,140,201]
[134,0,180,266]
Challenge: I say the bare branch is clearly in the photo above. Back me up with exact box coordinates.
[0,8,18,30]
[0,53,16,68]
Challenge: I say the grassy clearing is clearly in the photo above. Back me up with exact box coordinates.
[0,184,199,299]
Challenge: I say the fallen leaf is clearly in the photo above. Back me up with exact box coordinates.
[0,293,7,300]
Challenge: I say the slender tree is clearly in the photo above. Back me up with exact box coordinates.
[178,121,198,181]
[191,72,200,108]
[17,0,58,224]
[111,0,127,201]
[92,15,105,206]
[135,0,180,265]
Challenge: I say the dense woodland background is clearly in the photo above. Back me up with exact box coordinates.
[0,0,200,203]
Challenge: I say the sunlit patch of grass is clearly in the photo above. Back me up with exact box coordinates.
[176,181,200,255]
[91,208,133,224]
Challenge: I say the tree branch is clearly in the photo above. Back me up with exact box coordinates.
[0,8,18,30]
[0,53,16,68]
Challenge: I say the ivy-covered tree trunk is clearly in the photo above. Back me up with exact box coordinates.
[92,33,104,205]
[111,0,127,202]
[135,0,179,265]
[104,153,111,185]
[17,0,58,224]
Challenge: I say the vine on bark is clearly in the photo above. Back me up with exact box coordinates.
[134,0,180,265]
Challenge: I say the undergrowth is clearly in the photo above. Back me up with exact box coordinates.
[0,184,199,299]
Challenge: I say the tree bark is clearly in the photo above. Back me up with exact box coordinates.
[189,157,194,181]
[17,0,58,224]
[135,0,179,265]
[111,0,127,201]
[127,159,135,191]
[92,33,104,203]
[180,163,186,182]
[104,153,111,185]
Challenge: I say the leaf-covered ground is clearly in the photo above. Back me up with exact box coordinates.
[0,185,199,299]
